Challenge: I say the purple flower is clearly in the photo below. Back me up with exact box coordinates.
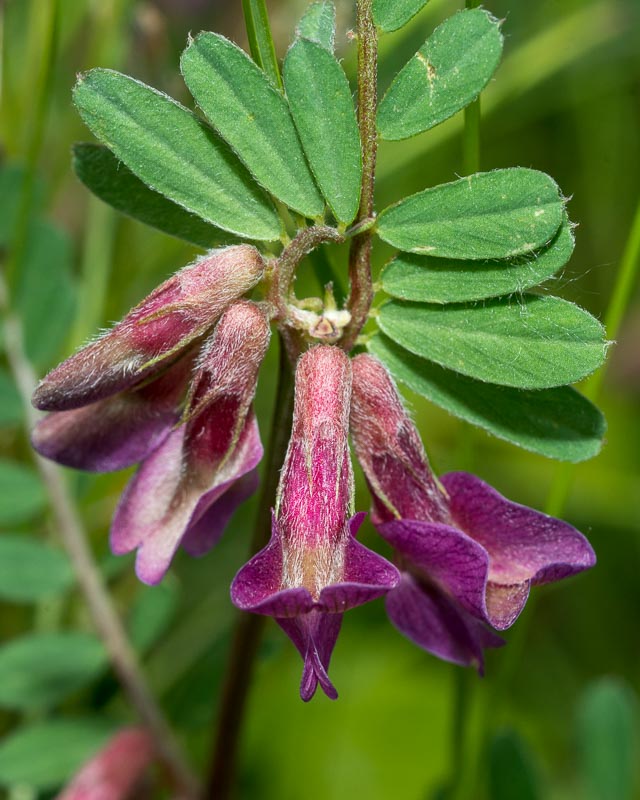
[350,354,596,672]
[231,346,399,701]
[31,245,265,472]
[111,300,270,584]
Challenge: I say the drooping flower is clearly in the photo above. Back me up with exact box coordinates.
[56,728,155,800]
[350,354,596,672]
[111,300,270,584]
[31,245,265,472]
[231,345,399,701]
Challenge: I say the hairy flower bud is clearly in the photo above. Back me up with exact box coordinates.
[111,300,270,584]
[33,245,265,411]
[232,346,399,700]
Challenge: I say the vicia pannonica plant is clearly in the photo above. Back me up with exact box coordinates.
[28,0,610,792]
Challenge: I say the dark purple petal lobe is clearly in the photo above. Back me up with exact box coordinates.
[378,519,489,621]
[441,471,596,627]
[386,573,504,673]
[278,612,342,701]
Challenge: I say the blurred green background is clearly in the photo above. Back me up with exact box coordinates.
[1,0,639,797]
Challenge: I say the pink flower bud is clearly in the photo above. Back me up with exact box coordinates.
[56,728,154,800]
[33,245,265,411]
[111,300,270,584]
[350,353,450,524]
[232,346,399,701]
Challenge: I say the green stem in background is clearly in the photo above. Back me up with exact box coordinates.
[448,669,473,800]
[243,0,283,89]
[0,276,200,798]
[546,194,640,517]
[3,0,59,293]
[71,197,117,348]
[340,0,378,352]
[206,338,295,799]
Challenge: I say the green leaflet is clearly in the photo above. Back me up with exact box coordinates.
[181,33,324,218]
[242,0,282,88]
[284,38,362,224]
[0,536,74,603]
[369,335,605,462]
[0,460,46,525]
[377,294,607,390]
[373,0,430,32]
[376,169,565,260]
[129,582,179,654]
[296,1,336,51]
[73,69,280,241]
[378,9,503,139]
[0,633,107,711]
[0,718,115,789]
[73,144,234,248]
[382,216,574,303]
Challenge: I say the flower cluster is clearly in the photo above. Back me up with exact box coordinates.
[33,247,596,700]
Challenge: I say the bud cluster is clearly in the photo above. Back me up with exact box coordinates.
[33,244,596,701]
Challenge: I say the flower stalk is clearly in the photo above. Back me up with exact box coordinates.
[340,0,378,352]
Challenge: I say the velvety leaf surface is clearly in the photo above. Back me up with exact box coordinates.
[376,169,565,259]
[181,33,324,218]
[373,0,429,32]
[0,633,107,711]
[296,1,336,51]
[0,719,114,789]
[73,144,233,248]
[0,460,46,525]
[377,295,607,389]
[284,38,361,224]
[382,216,574,303]
[577,679,637,800]
[73,69,280,240]
[0,370,22,426]
[378,9,503,139]
[0,536,74,603]
[369,334,606,462]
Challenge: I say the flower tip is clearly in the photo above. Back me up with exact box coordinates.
[300,647,339,702]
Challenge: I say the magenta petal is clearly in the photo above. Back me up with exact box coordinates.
[386,573,504,674]
[181,469,260,557]
[278,612,342,701]
[441,471,596,627]
[319,513,400,612]
[111,414,262,585]
[377,519,489,621]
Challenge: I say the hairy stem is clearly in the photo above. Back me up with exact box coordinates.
[0,277,199,798]
[340,0,378,352]
[206,339,295,799]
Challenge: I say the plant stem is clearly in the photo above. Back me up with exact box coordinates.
[448,669,472,800]
[206,338,295,799]
[3,0,59,293]
[0,276,200,798]
[242,0,283,89]
[340,0,378,352]
[546,194,640,517]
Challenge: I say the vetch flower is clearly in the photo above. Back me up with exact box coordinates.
[111,300,270,584]
[350,354,596,672]
[231,346,399,701]
[56,727,155,800]
[31,245,265,472]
